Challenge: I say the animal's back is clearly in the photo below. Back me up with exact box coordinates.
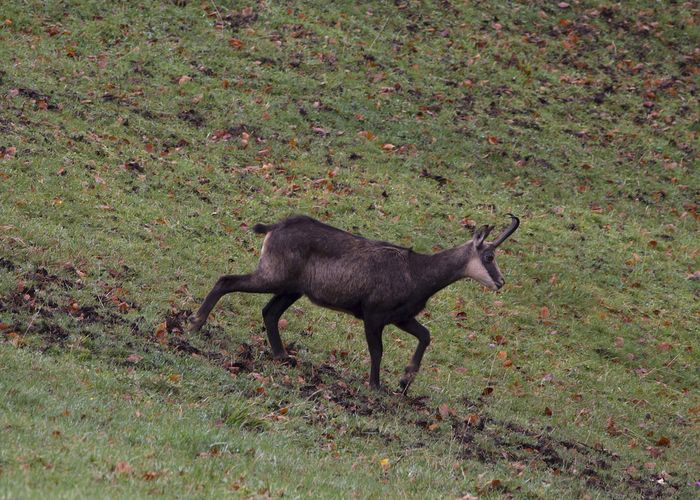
[255,216,416,312]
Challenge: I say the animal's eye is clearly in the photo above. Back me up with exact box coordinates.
[484,254,494,263]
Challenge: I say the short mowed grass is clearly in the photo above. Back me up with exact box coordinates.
[1,0,698,497]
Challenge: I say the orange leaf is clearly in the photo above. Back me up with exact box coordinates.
[544,406,553,416]
[229,38,244,49]
[381,143,396,151]
[538,306,550,319]
[155,321,167,344]
[487,136,499,145]
[656,436,670,447]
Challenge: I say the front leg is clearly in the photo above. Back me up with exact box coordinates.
[363,319,385,389]
[393,317,431,393]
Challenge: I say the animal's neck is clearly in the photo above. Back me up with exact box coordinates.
[414,244,472,295]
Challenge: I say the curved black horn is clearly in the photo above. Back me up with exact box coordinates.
[490,213,520,247]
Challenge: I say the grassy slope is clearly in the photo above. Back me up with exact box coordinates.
[1,0,698,497]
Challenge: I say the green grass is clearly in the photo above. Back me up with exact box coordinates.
[1,0,698,497]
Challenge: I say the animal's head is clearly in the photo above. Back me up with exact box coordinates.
[465,214,520,290]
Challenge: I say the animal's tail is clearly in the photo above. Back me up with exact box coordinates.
[252,223,273,234]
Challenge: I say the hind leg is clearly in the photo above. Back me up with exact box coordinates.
[262,293,302,359]
[189,273,272,332]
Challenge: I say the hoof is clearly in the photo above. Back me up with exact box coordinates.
[273,354,297,367]
[399,371,416,394]
[188,315,205,333]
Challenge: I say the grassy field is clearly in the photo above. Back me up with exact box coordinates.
[1,0,698,497]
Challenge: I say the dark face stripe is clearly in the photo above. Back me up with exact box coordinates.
[482,253,503,284]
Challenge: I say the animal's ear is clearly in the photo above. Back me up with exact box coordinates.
[473,225,494,247]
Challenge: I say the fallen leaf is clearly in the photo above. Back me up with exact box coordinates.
[656,436,670,447]
[438,404,453,419]
[114,461,133,475]
[381,143,396,151]
[126,353,142,363]
[487,136,500,145]
[7,332,25,348]
[178,75,192,85]
[228,38,244,49]
[607,417,622,436]
[538,306,550,319]
[278,318,288,329]
[142,471,159,481]
[656,342,672,351]
[544,406,553,416]
[0,146,16,160]
[155,321,167,344]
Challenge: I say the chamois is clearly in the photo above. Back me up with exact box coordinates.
[190,214,519,391]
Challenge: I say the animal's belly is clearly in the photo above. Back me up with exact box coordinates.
[305,294,363,319]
